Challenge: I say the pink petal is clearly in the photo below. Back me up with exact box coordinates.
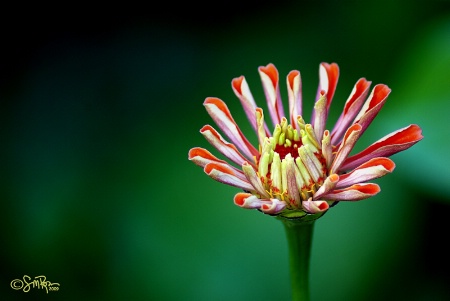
[204,97,259,160]
[320,183,380,201]
[314,174,339,200]
[331,78,372,144]
[312,62,339,124]
[340,124,424,171]
[259,63,285,126]
[353,84,391,137]
[330,123,362,174]
[260,198,287,215]
[317,62,339,106]
[204,162,254,192]
[302,198,329,214]
[188,147,228,168]
[336,157,395,189]
[200,125,254,168]
[313,90,327,142]
[242,162,271,198]
[189,148,248,181]
[234,192,271,209]
[232,76,270,135]
[287,70,303,129]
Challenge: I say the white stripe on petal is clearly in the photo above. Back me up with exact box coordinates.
[331,78,371,145]
[330,123,362,174]
[204,163,254,192]
[287,70,303,129]
[232,76,270,136]
[200,125,252,168]
[340,124,423,171]
[260,198,287,215]
[234,192,271,209]
[320,183,380,201]
[259,63,285,126]
[353,84,391,137]
[204,97,258,160]
[336,157,395,188]
[242,162,270,198]
[314,174,339,200]
[312,63,339,124]
[302,198,329,214]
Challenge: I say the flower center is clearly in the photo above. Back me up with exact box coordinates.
[274,143,300,160]
[256,116,329,210]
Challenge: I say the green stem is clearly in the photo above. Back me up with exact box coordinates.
[280,218,316,301]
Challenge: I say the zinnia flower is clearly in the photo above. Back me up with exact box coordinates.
[188,63,423,219]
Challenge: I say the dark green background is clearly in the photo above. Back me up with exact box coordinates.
[2,2,450,300]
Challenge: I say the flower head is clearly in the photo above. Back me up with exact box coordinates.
[188,63,423,219]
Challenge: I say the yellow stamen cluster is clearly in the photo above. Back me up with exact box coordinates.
[256,115,330,210]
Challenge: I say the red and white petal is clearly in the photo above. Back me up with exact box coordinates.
[234,192,271,209]
[260,198,287,215]
[256,108,269,148]
[259,63,285,126]
[232,76,270,135]
[287,70,303,129]
[353,84,391,137]
[331,78,372,144]
[330,123,362,174]
[317,62,339,105]
[336,157,395,189]
[302,198,329,214]
[189,148,246,179]
[204,97,259,160]
[313,91,327,142]
[321,130,333,169]
[200,125,253,168]
[320,183,380,201]
[312,62,339,124]
[204,162,254,191]
[242,162,271,198]
[314,174,339,200]
[340,124,424,171]
[188,147,229,168]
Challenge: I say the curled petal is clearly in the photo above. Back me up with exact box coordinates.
[204,97,258,160]
[256,108,268,148]
[259,63,285,126]
[313,91,327,142]
[353,84,391,137]
[232,76,270,135]
[188,147,228,168]
[204,163,254,192]
[330,123,362,174]
[287,70,302,128]
[331,78,372,144]
[200,125,252,168]
[302,198,329,214]
[260,198,287,215]
[189,148,246,180]
[340,124,424,171]
[312,62,339,124]
[317,62,339,106]
[321,130,333,169]
[336,157,395,189]
[242,162,270,198]
[234,193,271,209]
[314,174,339,200]
[320,183,380,201]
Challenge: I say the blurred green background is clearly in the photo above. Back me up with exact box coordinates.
[2,1,450,300]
